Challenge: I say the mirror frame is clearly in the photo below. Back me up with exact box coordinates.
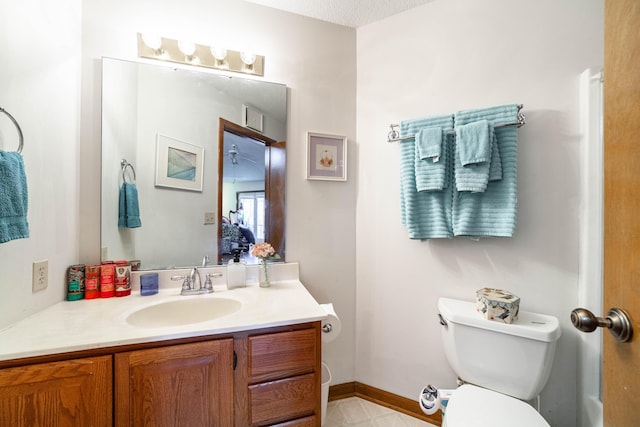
[217,118,286,264]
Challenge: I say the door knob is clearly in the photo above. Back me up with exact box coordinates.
[570,307,633,343]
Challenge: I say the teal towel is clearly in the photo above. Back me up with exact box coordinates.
[399,114,454,239]
[118,182,142,228]
[454,120,502,192]
[415,127,446,191]
[0,151,29,243]
[452,104,519,237]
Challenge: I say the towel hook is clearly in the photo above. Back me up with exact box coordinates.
[0,107,24,154]
[121,159,136,184]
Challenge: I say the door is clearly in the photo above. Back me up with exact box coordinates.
[0,355,112,426]
[115,339,234,426]
[603,1,640,426]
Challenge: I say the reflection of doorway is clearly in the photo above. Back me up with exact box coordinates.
[217,118,286,264]
[237,191,266,242]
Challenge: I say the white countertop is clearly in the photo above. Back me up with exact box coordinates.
[0,265,327,362]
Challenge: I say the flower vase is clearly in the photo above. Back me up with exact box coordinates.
[259,260,271,287]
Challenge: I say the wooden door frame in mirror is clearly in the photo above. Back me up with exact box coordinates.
[217,118,286,264]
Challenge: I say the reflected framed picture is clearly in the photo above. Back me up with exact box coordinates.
[306,132,347,181]
[155,134,204,191]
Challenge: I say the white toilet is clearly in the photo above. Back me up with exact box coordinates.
[437,297,561,427]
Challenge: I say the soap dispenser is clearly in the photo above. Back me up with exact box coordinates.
[227,249,246,289]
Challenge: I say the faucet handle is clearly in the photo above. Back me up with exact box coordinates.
[171,275,192,292]
[203,272,222,293]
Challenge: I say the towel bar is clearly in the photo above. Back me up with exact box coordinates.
[0,107,24,154]
[387,105,526,143]
[121,159,137,184]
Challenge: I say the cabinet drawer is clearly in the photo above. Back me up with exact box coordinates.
[249,373,316,425]
[249,328,317,382]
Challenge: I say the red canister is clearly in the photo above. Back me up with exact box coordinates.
[100,262,115,298]
[114,260,131,297]
[84,265,101,299]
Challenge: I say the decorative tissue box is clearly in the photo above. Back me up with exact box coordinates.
[476,288,520,324]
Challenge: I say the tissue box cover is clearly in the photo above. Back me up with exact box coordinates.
[476,288,520,323]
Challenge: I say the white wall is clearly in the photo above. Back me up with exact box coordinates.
[0,0,82,327]
[79,0,358,383]
[355,0,603,426]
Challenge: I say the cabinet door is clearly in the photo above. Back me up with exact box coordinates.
[115,339,234,427]
[0,355,112,426]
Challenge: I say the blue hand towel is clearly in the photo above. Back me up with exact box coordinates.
[454,120,502,192]
[452,104,519,237]
[0,151,29,243]
[415,127,447,192]
[399,114,454,239]
[118,182,142,228]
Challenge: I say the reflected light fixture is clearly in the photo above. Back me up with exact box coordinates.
[137,33,264,76]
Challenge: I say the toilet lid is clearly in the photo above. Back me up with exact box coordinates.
[443,385,550,427]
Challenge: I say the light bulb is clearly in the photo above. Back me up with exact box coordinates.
[240,52,257,66]
[141,33,162,52]
[178,40,196,57]
[210,47,227,61]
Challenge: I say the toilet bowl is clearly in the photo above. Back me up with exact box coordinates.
[443,384,549,427]
[436,297,561,426]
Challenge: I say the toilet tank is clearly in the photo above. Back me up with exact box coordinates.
[438,297,561,401]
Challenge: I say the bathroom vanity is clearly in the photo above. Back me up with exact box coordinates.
[0,267,325,426]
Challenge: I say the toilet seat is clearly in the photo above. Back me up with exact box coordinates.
[442,384,550,427]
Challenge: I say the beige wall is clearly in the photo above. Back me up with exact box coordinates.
[355,0,603,425]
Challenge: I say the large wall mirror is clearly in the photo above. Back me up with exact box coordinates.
[101,57,287,269]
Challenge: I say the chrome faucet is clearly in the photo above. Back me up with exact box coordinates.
[171,267,221,295]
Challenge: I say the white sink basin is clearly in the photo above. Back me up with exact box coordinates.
[126,297,242,328]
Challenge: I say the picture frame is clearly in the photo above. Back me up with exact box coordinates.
[306,131,347,181]
[155,134,204,191]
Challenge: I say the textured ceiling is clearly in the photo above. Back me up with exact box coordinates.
[244,0,434,28]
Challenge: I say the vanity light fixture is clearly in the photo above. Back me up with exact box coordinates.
[210,47,228,68]
[137,33,264,76]
[240,51,257,72]
[177,40,197,61]
[141,33,163,54]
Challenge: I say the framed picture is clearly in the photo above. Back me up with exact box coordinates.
[306,132,347,181]
[155,134,204,191]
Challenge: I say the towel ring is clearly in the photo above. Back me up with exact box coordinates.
[121,159,136,184]
[0,107,24,154]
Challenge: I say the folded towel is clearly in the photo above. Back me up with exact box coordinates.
[416,127,442,161]
[452,104,519,237]
[454,120,502,192]
[118,182,142,228]
[399,114,454,239]
[415,127,447,191]
[457,120,491,166]
[0,151,29,243]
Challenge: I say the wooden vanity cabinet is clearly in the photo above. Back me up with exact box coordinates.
[235,323,322,426]
[0,321,321,427]
[115,338,234,427]
[0,355,112,426]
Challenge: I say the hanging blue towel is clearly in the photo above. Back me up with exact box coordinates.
[118,182,142,228]
[452,104,519,237]
[415,127,447,191]
[454,120,502,192]
[399,114,454,239]
[0,151,29,243]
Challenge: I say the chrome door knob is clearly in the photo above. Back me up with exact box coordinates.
[571,307,633,343]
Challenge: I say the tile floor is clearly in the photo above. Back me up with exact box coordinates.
[324,397,438,427]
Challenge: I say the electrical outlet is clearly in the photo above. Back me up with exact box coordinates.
[204,212,216,225]
[32,260,48,292]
